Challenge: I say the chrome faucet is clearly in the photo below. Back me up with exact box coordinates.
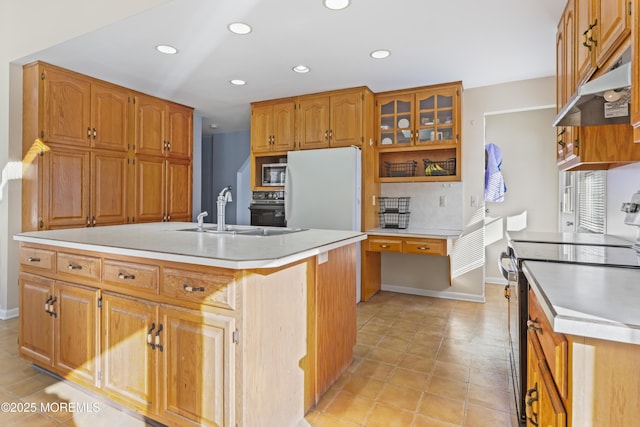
[216,186,233,231]
[196,211,208,231]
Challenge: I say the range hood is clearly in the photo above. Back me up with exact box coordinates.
[553,62,631,127]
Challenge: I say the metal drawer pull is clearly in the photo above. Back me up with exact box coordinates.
[44,295,53,313]
[118,273,136,280]
[379,244,391,248]
[147,323,156,348]
[155,324,164,352]
[527,318,543,333]
[67,264,83,270]
[525,383,539,426]
[27,257,41,263]
[48,297,57,317]
[183,284,205,292]
[416,246,430,250]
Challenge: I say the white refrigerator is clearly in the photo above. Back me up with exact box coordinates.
[285,146,362,301]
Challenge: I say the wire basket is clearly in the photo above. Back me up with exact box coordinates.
[379,212,410,229]
[384,161,417,177]
[422,158,456,176]
[378,196,411,213]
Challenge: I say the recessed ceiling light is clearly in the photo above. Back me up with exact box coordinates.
[156,44,178,55]
[230,79,246,86]
[292,65,310,73]
[324,0,350,10]
[228,22,252,35]
[370,49,391,59]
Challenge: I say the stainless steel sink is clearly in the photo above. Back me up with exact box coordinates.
[178,226,306,236]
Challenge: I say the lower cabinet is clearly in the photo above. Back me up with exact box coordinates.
[101,292,235,426]
[18,273,101,389]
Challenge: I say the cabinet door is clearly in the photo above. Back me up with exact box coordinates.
[594,0,631,67]
[43,147,91,229]
[91,82,129,152]
[166,159,192,222]
[53,282,100,388]
[167,104,193,159]
[134,156,165,223]
[272,102,295,151]
[377,93,414,146]
[92,150,128,226]
[42,66,91,147]
[633,0,640,141]
[297,95,330,149]
[330,91,362,147]
[135,94,167,157]
[415,87,458,144]
[102,293,159,414]
[251,104,274,153]
[18,273,54,367]
[159,306,235,427]
[575,0,596,84]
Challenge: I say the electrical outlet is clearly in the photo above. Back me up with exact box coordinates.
[471,195,478,207]
[439,195,447,207]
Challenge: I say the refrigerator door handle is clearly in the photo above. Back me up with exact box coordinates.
[284,166,291,223]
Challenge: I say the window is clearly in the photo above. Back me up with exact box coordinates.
[576,170,606,233]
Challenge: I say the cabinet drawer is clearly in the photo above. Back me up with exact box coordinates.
[367,237,402,252]
[19,246,55,272]
[163,268,236,310]
[403,238,445,255]
[528,289,568,400]
[103,259,159,293]
[56,252,101,281]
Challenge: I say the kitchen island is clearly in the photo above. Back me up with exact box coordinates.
[522,261,640,426]
[14,222,366,427]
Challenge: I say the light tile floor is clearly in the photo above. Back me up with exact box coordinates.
[306,285,519,427]
[0,285,517,426]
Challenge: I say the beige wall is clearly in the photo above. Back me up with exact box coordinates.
[484,108,558,281]
[382,77,556,301]
[0,0,169,317]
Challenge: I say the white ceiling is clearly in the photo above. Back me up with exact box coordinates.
[17,0,565,135]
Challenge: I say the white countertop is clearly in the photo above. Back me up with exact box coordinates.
[522,261,640,345]
[508,230,633,247]
[366,228,462,239]
[14,222,366,270]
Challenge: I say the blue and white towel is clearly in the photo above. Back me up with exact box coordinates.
[484,143,506,202]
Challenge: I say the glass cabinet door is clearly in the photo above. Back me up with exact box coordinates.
[415,88,456,143]
[378,94,414,145]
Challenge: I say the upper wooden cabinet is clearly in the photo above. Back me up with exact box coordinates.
[22,62,193,231]
[26,63,129,151]
[556,0,577,163]
[134,94,193,159]
[374,82,462,182]
[296,88,366,149]
[575,0,631,85]
[250,99,295,153]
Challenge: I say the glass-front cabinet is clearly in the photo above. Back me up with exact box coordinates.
[376,82,461,182]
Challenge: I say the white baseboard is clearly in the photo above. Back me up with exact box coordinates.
[381,284,485,303]
[0,307,19,320]
[485,276,508,285]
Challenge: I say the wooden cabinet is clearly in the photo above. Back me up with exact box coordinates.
[18,272,101,389]
[133,156,192,223]
[363,234,451,301]
[556,0,577,163]
[296,89,365,150]
[250,100,295,153]
[22,61,193,231]
[374,82,461,182]
[575,0,631,85]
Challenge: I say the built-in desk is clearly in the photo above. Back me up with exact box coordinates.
[362,228,461,300]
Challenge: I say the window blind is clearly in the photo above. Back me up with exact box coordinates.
[577,170,606,233]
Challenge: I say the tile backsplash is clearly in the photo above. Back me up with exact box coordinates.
[381,182,463,230]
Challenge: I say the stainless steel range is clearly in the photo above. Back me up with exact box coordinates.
[249,191,286,227]
[499,189,640,425]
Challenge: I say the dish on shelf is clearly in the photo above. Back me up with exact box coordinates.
[397,118,410,128]
[381,137,392,145]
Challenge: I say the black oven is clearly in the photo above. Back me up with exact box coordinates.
[250,191,286,227]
